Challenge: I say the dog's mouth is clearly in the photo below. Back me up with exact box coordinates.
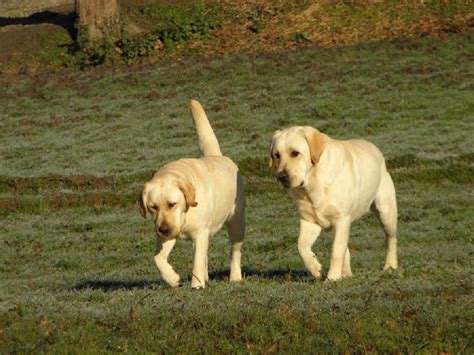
[156,231,179,240]
[276,171,304,189]
[279,179,305,190]
[156,224,180,239]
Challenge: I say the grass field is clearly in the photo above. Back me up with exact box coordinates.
[1,31,473,353]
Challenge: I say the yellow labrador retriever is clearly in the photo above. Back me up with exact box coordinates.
[269,126,397,281]
[138,100,245,288]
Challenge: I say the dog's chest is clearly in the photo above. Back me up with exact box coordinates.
[177,233,192,241]
[290,188,331,228]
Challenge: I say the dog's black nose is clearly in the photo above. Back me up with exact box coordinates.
[158,225,170,235]
[277,171,290,188]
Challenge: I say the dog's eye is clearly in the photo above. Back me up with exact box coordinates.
[274,152,280,159]
[290,151,300,158]
[149,204,159,211]
[167,202,176,209]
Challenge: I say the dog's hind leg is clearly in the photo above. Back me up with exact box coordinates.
[226,217,244,282]
[372,170,398,270]
[298,219,323,279]
[342,246,353,278]
[205,255,209,284]
[226,208,245,282]
[226,175,245,282]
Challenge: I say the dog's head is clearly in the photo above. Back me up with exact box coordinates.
[269,126,328,188]
[137,174,197,238]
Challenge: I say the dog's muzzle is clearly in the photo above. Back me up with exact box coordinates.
[156,224,171,237]
[277,170,290,188]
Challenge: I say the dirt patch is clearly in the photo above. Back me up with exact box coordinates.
[0,24,57,67]
[0,191,134,216]
[195,1,474,56]
[0,196,20,213]
[0,174,116,193]
[238,157,271,178]
[394,164,474,185]
[18,114,85,127]
[67,175,114,189]
[46,191,134,209]
[0,10,77,73]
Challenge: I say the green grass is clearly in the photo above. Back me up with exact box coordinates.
[1,32,473,352]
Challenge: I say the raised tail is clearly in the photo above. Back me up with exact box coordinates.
[189,99,222,156]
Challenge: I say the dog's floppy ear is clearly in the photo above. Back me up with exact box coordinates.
[268,139,275,168]
[178,181,198,210]
[268,130,281,168]
[137,191,147,218]
[304,128,328,165]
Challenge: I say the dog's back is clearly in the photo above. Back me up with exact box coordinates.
[190,100,222,156]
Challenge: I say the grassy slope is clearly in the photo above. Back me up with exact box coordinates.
[0,32,473,352]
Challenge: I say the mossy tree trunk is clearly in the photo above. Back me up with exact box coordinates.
[76,0,120,45]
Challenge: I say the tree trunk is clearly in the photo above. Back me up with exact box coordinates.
[76,0,120,44]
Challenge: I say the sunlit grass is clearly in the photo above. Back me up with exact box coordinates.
[0,32,473,353]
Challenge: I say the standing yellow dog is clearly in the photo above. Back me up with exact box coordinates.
[269,126,397,281]
[138,100,245,289]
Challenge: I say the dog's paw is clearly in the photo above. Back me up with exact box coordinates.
[230,271,242,282]
[311,270,323,279]
[341,269,353,278]
[383,262,398,271]
[384,253,398,270]
[163,272,181,288]
[308,264,323,279]
[326,270,342,281]
[191,274,206,289]
[191,282,206,290]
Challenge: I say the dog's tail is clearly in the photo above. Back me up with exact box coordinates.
[189,99,222,156]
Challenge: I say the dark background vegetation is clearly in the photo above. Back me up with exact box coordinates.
[0,0,473,73]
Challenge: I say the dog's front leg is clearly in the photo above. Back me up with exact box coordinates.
[298,219,323,279]
[191,231,209,289]
[154,237,180,287]
[327,218,351,281]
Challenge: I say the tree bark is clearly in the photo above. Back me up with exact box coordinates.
[76,0,120,43]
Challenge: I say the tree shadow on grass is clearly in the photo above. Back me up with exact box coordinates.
[0,11,77,39]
